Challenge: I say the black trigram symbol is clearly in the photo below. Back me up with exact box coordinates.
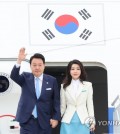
[79,29,92,40]
[78,9,91,20]
[41,9,54,20]
[42,29,55,40]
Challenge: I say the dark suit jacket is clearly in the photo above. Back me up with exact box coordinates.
[10,65,61,129]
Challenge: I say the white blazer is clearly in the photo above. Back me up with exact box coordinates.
[60,81,95,124]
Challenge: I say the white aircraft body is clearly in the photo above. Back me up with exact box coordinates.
[0,0,120,133]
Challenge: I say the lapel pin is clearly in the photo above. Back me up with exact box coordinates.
[46,82,48,84]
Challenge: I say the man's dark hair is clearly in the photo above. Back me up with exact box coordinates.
[29,53,45,64]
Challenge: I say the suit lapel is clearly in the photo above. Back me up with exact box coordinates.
[67,81,86,103]
[28,74,49,100]
[27,74,36,99]
[39,74,48,99]
[66,84,76,103]
[75,82,85,100]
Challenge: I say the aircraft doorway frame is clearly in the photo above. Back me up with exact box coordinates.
[0,60,108,134]
[45,63,108,134]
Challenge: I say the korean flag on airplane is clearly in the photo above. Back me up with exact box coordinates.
[29,3,105,46]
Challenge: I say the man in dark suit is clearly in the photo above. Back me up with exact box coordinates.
[10,48,61,134]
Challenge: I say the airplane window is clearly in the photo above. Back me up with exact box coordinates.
[0,76,9,93]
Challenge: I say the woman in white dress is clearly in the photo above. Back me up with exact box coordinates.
[60,59,95,134]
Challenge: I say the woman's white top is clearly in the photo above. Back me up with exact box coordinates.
[71,79,80,98]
